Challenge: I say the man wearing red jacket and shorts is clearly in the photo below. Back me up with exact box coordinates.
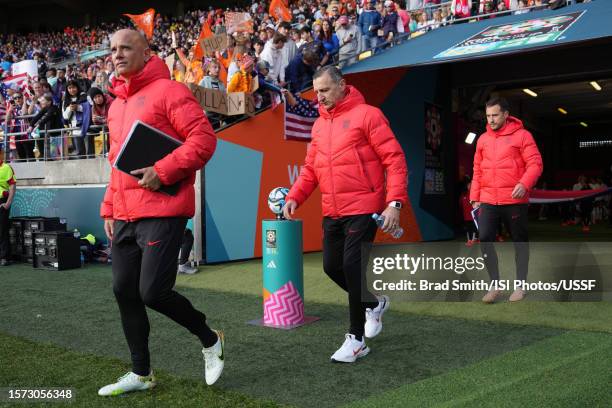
[283,66,408,363]
[98,30,224,396]
[470,97,543,303]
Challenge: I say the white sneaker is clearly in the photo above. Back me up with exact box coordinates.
[202,330,225,385]
[330,334,370,363]
[98,371,156,396]
[178,262,198,274]
[364,295,390,338]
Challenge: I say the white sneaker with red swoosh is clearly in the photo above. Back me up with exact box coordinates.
[331,334,370,363]
[364,295,390,338]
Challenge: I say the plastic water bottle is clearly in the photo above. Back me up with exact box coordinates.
[80,252,85,267]
[372,213,404,239]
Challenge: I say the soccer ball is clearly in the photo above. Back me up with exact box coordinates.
[268,187,290,215]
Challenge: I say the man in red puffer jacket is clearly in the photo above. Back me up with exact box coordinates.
[98,30,224,397]
[470,96,543,304]
[283,66,408,363]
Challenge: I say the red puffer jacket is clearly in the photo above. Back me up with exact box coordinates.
[287,86,408,217]
[470,116,542,205]
[100,56,217,221]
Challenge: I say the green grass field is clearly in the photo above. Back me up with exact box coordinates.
[1,246,611,408]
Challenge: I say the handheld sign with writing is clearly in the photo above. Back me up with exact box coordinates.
[200,34,228,55]
[188,84,256,116]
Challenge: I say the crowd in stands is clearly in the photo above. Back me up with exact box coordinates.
[0,0,593,162]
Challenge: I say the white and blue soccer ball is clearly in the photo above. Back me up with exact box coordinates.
[268,187,290,215]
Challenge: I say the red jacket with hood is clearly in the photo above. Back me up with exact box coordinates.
[470,116,542,205]
[100,56,217,221]
[286,86,408,217]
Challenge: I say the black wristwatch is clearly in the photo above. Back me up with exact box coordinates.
[388,201,402,210]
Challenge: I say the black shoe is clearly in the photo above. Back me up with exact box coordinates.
[0,259,10,266]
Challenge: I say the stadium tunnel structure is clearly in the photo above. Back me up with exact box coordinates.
[11,1,612,264]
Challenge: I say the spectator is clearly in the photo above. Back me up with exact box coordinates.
[199,59,226,91]
[260,33,288,85]
[381,1,399,43]
[198,59,226,129]
[397,0,412,33]
[409,0,424,10]
[320,20,340,61]
[4,92,33,161]
[87,86,113,127]
[28,93,63,159]
[175,47,205,85]
[93,71,111,94]
[336,15,362,67]
[81,86,112,156]
[497,0,511,16]
[314,3,329,20]
[253,39,265,58]
[429,9,445,29]
[27,82,45,115]
[227,55,255,93]
[451,0,473,19]
[296,27,312,49]
[61,80,88,157]
[515,0,530,13]
[358,0,382,53]
[285,48,320,94]
[277,22,299,84]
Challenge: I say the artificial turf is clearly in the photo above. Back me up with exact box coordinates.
[1,248,610,407]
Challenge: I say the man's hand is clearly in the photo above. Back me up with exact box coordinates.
[131,166,162,191]
[282,199,298,220]
[380,206,400,233]
[0,202,10,211]
[471,201,481,209]
[511,183,527,199]
[104,219,114,241]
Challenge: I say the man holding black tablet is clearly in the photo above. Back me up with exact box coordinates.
[98,29,223,396]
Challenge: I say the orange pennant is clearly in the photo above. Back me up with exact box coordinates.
[269,0,292,22]
[193,21,214,60]
[124,8,156,40]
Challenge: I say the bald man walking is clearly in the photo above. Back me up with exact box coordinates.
[98,30,224,396]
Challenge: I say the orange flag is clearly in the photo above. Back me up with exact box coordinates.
[193,21,214,61]
[124,8,156,39]
[269,0,292,22]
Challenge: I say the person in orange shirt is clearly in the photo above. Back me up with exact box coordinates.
[227,56,254,93]
[174,47,204,85]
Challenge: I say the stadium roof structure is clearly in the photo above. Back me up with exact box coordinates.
[344,1,612,74]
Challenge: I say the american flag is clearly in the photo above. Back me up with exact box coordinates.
[284,95,319,142]
[0,83,8,123]
[2,73,30,97]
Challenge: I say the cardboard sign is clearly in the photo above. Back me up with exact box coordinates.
[189,84,256,117]
[225,12,254,34]
[227,92,256,116]
[200,34,228,55]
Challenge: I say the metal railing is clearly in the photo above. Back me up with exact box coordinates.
[2,126,109,163]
